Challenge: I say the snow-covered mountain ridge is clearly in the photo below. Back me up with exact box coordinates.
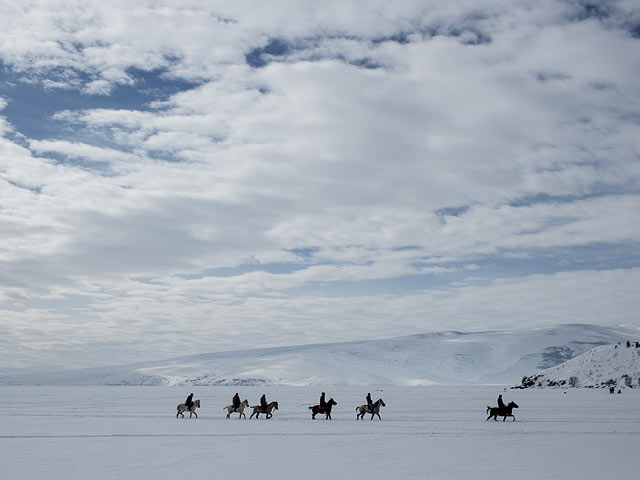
[519,341,640,389]
[2,324,637,386]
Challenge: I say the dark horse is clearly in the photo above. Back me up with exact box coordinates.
[486,401,519,421]
[356,398,386,420]
[309,398,338,419]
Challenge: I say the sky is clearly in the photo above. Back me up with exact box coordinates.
[1,0,639,370]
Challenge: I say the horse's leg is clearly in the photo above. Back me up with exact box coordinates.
[376,412,381,420]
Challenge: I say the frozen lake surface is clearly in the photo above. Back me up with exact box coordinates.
[2,386,639,479]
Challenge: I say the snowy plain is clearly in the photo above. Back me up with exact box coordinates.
[2,386,639,479]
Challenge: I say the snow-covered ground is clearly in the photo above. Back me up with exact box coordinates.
[2,386,638,479]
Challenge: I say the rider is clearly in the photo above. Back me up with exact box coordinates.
[497,394,505,411]
[233,392,241,411]
[260,394,268,412]
[319,392,326,410]
[185,392,194,409]
[366,392,374,412]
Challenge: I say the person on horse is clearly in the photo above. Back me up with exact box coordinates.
[319,392,327,410]
[260,394,268,413]
[366,392,374,412]
[497,394,505,411]
[185,393,194,409]
[233,393,241,411]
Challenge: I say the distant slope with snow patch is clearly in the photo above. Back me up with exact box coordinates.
[2,324,638,386]
[519,341,640,389]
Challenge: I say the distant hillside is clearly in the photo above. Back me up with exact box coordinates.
[2,324,638,386]
[518,341,640,389]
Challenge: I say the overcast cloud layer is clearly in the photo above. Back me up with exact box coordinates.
[1,0,639,369]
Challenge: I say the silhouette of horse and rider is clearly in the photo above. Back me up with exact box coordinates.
[486,394,519,421]
[176,392,200,418]
[309,391,338,419]
[223,392,250,419]
[356,392,386,420]
[250,393,279,419]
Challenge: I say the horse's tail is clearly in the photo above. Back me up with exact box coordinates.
[308,406,313,410]
[486,406,491,414]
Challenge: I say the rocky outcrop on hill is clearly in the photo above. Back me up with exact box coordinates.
[518,341,640,389]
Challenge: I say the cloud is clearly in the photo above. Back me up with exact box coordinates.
[0,0,639,368]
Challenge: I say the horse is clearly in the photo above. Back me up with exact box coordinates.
[486,401,519,421]
[223,399,250,419]
[356,398,386,420]
[176,399,201,418]
[250,401,279,419]
[309,398,338,419]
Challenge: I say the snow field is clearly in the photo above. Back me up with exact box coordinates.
[1,386,639,479]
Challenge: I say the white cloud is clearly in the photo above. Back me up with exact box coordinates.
[2,267,639,368]
[1,0,639,367]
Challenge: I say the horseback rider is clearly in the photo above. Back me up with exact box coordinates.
[260,394,268,412]
[497,394,505,411]
[319,392,326,410]
[366,392,374,412]
[185,392,194,409]
[233,393,241,411]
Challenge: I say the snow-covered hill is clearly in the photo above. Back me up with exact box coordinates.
[518,341,640,389]
[2,324,638,386]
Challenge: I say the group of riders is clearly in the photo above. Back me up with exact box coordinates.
[183,391,377,414]
[183,392,511,417]
[184,391,268,412]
